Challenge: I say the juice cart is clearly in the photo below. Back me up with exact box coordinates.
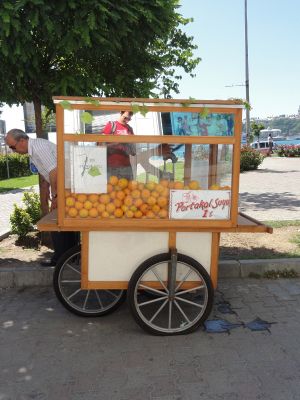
[37,97,272,335]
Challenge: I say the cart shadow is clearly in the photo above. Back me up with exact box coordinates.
[219,245,299,260]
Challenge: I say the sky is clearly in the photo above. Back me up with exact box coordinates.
[1,0,300,131]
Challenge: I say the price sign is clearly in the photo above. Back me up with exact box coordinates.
[169,190,231,220]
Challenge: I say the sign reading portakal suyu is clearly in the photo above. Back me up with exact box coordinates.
[169,190,231,220]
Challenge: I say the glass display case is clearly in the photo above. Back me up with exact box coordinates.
[54,97,243,230]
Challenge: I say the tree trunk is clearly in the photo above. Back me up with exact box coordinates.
[33,98,47,140]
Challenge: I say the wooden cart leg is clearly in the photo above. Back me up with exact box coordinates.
[210,232,220,289]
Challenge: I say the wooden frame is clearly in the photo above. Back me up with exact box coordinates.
[55,97,242,230]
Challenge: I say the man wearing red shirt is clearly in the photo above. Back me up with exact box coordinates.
[102,111,135,179]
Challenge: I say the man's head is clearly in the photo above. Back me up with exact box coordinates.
[5,129,29,154]
[119,111,133,125]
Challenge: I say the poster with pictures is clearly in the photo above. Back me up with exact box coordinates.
[70,144,107,193]
[169,190,231,220]
[170,112,234,136]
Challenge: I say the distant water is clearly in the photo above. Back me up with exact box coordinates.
[274,139,300,146]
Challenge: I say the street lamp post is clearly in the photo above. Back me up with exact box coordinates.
[244,0,251,143]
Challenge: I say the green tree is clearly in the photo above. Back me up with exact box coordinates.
[0,0,200,139]
[250,122,265,143]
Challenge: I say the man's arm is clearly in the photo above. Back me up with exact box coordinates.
[49,168,58,210]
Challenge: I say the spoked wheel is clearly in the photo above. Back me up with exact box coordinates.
[53,245,126,317]
[128,252,214,335]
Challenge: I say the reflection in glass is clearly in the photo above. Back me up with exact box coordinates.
[63,142,233,220]
[63,109,234,137]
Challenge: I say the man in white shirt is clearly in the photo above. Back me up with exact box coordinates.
[5,129,78,266]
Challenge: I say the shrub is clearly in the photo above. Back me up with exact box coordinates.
[0,153,31,180]
[275,145,300,157]
[9,190,41,238]
[240,145,264,172]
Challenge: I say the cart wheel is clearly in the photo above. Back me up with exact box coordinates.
[53,245,126,317]
[128,252,214,335]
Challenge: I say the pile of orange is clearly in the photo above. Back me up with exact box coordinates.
[65,177,230,219]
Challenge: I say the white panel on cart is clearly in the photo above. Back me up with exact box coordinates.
[176,232,212,273]
[88,232,168,281]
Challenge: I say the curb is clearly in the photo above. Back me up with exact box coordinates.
[0,258,299,289]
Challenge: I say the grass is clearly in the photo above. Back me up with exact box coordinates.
[0,175,39,193]
[264,220,300,228]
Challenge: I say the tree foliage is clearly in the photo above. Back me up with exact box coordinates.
[0,0,200,137]
[250,122,265,143]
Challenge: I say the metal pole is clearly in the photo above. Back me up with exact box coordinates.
[244,0,250,143]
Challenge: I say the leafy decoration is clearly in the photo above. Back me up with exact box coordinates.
[59,100,72,110]
[80,111,94,124]
[88,166,101,177]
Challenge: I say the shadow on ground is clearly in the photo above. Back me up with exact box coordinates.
[220,245,300,260]
[239,191,300,211]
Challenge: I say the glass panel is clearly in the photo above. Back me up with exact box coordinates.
[64,142,232,220]
[63,109,234,136]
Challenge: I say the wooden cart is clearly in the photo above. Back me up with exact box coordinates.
[38,97,272,335]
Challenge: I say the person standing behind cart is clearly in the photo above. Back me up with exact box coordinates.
[5,129,79,267]
[102,111,136,180]
[268,133,274,156]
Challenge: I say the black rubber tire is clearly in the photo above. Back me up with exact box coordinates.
[53,245,126,317]
[128,252,214,335]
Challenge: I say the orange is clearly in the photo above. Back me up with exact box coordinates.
[210,184,220,190]
[114,208,124,218]
[116,191,125,201]
[125,210,134,218]
[99,194,110,204]
[159,179,169,188]
[113,198,122,208]
[146,210,155,219]
[134,210,143,219]
[97,204,106,213]
[106,203,116,214]
[155,184,164,193]
[152,204,161,214]
[88,194,99,203]
[124,188,130,195]
[110,191,117,199]
[161,188,169,197]
[158,209,168,219]
[66,196,75,207]
[128,180,138,190]
[147,196,156,206]
[101,211,110,218]
[145,181,155,191]
[140,203,149,214]
[79,208,89,218]
[124,196,133,206]
[168,181,175,189]
[83,200,93,210]
[141,189,151,199]
[107,183,113,193]
[65,189,71,197]
[134,198,143,208]
[65,206,69,213]
[75,201,84,210]
[109,176,119,186]
[121,205,128,212]
[151,190,159,198]
[174,181,184,190]
[77,194,87,203]
[157,196,168,208]
[131,189,141,199]
[138,183,145,191]
[68,207,78,218]
[189,180,200,190]
[130,205,137,212]
[89,208,98,218]
[92,201,99,208]
[118,178,128,189]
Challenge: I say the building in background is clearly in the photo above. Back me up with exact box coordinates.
[23,102,56,134]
